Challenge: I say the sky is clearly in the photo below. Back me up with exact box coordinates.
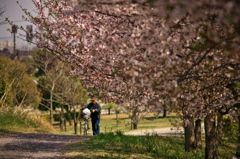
[0,0,36,48]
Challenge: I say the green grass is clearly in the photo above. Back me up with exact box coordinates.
[0,107,56,134]
[0,109,237,159]
[63,131,237,159]
[63,132,195,159]
[58,113,175,135]
[59,113,237,159]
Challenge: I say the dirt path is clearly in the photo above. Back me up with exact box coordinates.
[0,133,90,159]
[0,128,184,158]
[124,127,184,136]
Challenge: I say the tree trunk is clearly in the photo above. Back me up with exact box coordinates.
[50,107,53,125]
[73,108,78,135]
[50,96,53,125]
[66,108,72,126]
[60,105,65,132]
[116,110,119,127]
[131,108,138,130]
[163,108,167,118]
[217,113,224,144]
[60,112,64,131]
[184,116,196,152]
[195,119,202,149]
[238,115,240,141]
[108,108,111,115]
[64,119,67,132]
[80,121,82,135]
[205,114,218,159]
[132,122,138,129]
[50,83,55,125]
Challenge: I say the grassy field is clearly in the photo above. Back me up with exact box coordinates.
[58,113,177,135]
[63,131,237,159]
[59,113,237,159]
[0,109,238,159]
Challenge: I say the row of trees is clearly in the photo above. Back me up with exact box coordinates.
[33,49,89,133]
[11,0,240,158]
[0,49,89,134]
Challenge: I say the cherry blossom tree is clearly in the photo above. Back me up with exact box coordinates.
[13,0,240,158]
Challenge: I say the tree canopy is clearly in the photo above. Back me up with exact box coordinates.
[14,1,240,158]
[0,56,40,108]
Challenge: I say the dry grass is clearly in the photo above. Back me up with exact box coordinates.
[0,107,57,134]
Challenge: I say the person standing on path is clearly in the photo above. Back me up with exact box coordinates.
[83,97,101,135]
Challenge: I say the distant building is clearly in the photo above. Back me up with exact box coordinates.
[0,41,17,52]
[0,48,33,60]
[17,50,33,60]
[0,48,12,57]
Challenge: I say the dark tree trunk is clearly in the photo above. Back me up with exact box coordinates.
[64,119,67,132]
[60,112,64,132]
[184,116,196,152]
[204,114,218,159]
[50,84,55,125]
[116,110,119,127]
[73,108,78,135]
[80,121,82,135]
[108,108,111,115]
[163,108,167,118]
[74,122,77,134]
[195,119,202,149]
[131,108,138,130]
[217,113,224,144]
[132,122,138,129]
[238,115,240,141]
[66,106,72,126]
[60,105,66,132]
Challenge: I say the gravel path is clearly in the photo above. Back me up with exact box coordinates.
[0,133,90,159]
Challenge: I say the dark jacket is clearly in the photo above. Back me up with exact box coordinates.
[86,102,101,119]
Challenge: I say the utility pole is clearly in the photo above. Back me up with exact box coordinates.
[12,25,17,58]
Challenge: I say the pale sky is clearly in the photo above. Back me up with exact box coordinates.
[0,0,36,47]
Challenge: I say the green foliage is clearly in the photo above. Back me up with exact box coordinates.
[223,118,238,140]
[32,48,59,77]
[102,102,117,109]
[20,56,37,75]
[33,49,88,111]
[41,111,82,123]
[37,76,51,110]
[0,56,40,108]
[39,114,51,122]
[52,112,81,121]
[55,76,88,107]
